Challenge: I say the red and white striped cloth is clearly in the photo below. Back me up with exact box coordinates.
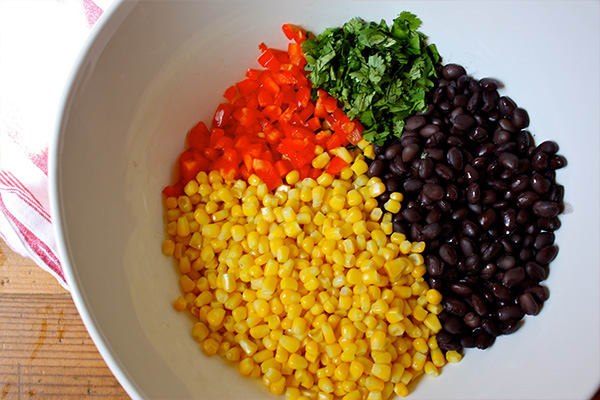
[0,0,109,289]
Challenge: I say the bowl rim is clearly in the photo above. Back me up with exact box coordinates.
[49,0,144,399]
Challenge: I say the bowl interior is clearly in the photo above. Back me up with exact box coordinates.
[53,1,600,399]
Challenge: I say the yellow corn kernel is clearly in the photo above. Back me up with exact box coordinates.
[383,199,401,214]
[363,145,375,160]
[426,289,442,305]
[312,152,331,169]
[424,361,439,377]
[201,338,220,356]
[365,376,384,392]
[173,296,187,311]
[161,239,175,256]
[412,305,428,322]
[431,348,446,367]
[176,216,190,237]
[412,352,427,371]
[317,173,334,187]
[412,338,428,353]
[393,382,409,397]
[427,303,444,315]
[288,354,308,370]
[207,308,226,327]
[340,167,353,180]
[350,159,368,176]
[286,170,300,185]
[370,331,386,351]
[364,198,378,212]
[371,363,392,381]
[424,313,442,333]
[446,350,462,363]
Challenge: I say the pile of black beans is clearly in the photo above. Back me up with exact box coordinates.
[367,63,567,352]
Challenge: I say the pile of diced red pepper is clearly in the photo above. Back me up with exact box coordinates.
[163,24,364,197]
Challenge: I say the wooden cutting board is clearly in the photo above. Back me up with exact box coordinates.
[0,240,128,399]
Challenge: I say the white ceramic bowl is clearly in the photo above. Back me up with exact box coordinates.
[50,1,600,399]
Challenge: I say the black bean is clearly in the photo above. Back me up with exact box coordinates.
[512,107,530,129]
[467,92,481,113]
[498,305,524,321]
[501,209,517,230]
[497,96,516,116]
[426,255,443,276]
[439,244,458,266]
[401,143,420,162]
[442,64,466,79]
[405,115,426,131]
[517,293,539,316]
[531,151,549,171]
[549,184,565,203]
[459,237,476,257]
[452,208,469,221]
[525,262,547,281]
[463,164,479,183]
[419,124,439,138]
[435,163,454,180]
[426,148,444,161]
[482,90,499,112]
[451,283,473,296]
[401,208,421,224]
[418,158,434,179]
[500,320,520,335]
[482,242,502,262]
[463,312,481,328]
[536,245,558,265]
[526,285,549,302]
[421,223,442,240]
[479,77,499,91]
[446,147,464,170]
[475,331,495,349]
[439,340,462,351]
[481,318,500,337]
[452,114,476,131]
[465,183,480,204]
[536,140,558,154]
[444,298,468,316]
[491,283,513,301]
[403,178,423,192]
[534,232,555,250]
[471,294,489,316]
[498,152,519,170]
[502,267,526,287]
[510,175,530,193]
[462,220,479,237]
[383,144,402,160]
[367,159,384,177]
[477,143,495,157]
[497,255,516,270]
[422,183,445,201]
[532,201,560,218]
[499,118,516,132]
[469,126,488,143]
[550,155,567,169]
[446,184,459,201]
[516,191,539,208]
[530,173,551,194]
[444,315,466,334]
[425,208,442,224]
[493,130,512,145]
[465,254,481,272]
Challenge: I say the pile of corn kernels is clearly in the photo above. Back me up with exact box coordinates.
[162,142,461,400]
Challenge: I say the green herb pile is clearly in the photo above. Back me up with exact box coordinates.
[302,12,441,145]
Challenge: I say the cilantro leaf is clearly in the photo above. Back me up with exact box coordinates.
[302,12,440,144]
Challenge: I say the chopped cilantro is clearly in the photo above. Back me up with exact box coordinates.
[303,12,440,145]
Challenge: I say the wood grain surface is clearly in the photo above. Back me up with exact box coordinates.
[0,238,598,400]
[0,239,128,399]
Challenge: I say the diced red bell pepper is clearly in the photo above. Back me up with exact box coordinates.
[263,105,282,120]
[314,97,327,118]
[281,24,306,43]
[214,135,234,150]
[273,71,297,85]
[246,68,262,81]
[223,85,237,103]
[163,181,183,197]
[222,147,240,165]
[287,43,305,67]
[260,73,280,94]
[257,89,274,107]
[274,159,292,177]
[325,156,349,175]
[326,130,348,150]
[213,103,232,129]
[253,158,282,189]
[258,49,281,71]
[236,79,259,97]
[258,42,268,52]
[187,121,209,151]
[315,130,331,145]
[296,87,311,109]
[307,117,322,131]
[298,102,314,122]
[265,128,283,144]
[298,164,311,179]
